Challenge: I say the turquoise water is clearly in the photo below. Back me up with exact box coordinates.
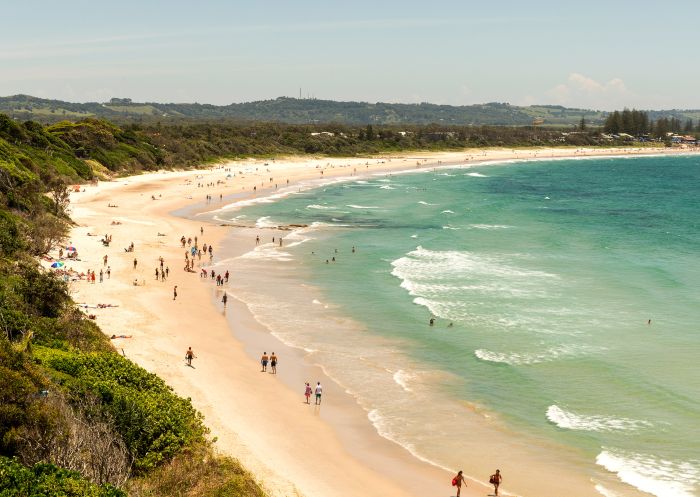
[221,155,700,497]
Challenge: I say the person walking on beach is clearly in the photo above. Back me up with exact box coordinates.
[314,382,323,405]
[103,255,108,266]
[133,258,138,269]
[222,293,228,308]
[185,347,196,367]
[270,352,277,374]
[489,469,502,496]
[107,266,111,279]
[304,382,312,404]
[173,285,178,300]
[261,352,269,372]
[452,470,467,497]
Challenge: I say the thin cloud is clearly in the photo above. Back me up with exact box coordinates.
[545,73,634,110]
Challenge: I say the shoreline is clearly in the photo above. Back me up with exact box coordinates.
[60,146,697,497]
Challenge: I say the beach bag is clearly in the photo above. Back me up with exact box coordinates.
[489,475,496,484]
[451,476,458,486]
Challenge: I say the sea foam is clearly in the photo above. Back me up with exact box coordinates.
[596,448,700,497]
[306,204,336,210]
[474,344,599,365]
[546,405,652,432]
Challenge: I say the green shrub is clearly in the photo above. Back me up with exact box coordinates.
[0,456,125,497]
[36,348,207,473]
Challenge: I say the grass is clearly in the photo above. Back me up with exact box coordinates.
[126,444,266,497]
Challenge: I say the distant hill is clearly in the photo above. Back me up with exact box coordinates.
[2,94,699,126]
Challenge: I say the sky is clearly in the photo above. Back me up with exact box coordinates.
[2,0,699,110]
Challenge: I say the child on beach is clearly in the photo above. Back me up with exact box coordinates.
[304,383,312,404]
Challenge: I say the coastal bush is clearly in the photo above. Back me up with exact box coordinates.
[35,347,208,473]
[0,456,125,497]
[0,211,24,256]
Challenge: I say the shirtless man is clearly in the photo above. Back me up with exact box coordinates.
[261,352,269,372]
[270,352,278,374]
[185,347,196,367]
[490,469,502,496]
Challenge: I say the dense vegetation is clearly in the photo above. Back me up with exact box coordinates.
[2,111,670,187]
[0,113,266,495]
[603,108,699,136]
[0,94,614,126]
[4,94,700,129]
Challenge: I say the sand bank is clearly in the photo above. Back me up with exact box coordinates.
[58,147,695,497]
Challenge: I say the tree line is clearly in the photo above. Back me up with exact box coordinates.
[603,109,699,137]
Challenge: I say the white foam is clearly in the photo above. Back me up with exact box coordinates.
[546,405,653,432]
[469,224,512,230]
[355,180,369,184]
[255,216,278,228]
[594,484,620,497]
[596,448,700,497]
[474,345,600,365]
[366,409,455,474]
[441,209,455,214]
[392,370,415,392]
[307,204,336,210]
[237,245,293,262]
[380,185,395,190]
[346,204,379,209]
[418,201,437,206]
[442,225,460,230]
[466,172,488,177]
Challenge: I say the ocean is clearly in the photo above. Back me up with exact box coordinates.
[211,154,700,497]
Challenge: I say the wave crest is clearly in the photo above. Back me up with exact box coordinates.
[546,405,652,432]
[596,448,700,497]
[474,345,601,365]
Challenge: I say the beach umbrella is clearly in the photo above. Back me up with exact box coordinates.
[51,261,65,268]
[66,245,77,252]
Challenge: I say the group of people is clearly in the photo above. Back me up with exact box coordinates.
[85,268,109,283]
[260,351,278,374]
[451,469,502,497]
[304,382,323,405]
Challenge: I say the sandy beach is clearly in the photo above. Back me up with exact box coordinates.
[54,146,696,497]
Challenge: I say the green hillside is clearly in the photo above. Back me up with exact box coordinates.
[3,94,700,127]
[0,114,268,496]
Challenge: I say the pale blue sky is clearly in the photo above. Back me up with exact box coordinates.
[2,0,698,110]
